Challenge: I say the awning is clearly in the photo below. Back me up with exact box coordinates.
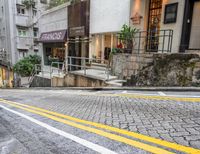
[39,29,67,43]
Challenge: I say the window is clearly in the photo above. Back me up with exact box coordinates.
[33,28,38,37]
[164,3,178,24]
[18,28,27,37]
[17,5,26,15]
[18,49,28,59]
[33,9,37,16]
[34,49,38,55]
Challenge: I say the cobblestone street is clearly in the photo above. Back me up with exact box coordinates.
[0,89,200,153]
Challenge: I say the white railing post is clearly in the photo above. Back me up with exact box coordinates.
[69,57,72,71]
[84,58,86,75]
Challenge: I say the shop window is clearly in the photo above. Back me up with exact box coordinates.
[17,5,26,15]
[18,28,27,37]
[164,3,178,24]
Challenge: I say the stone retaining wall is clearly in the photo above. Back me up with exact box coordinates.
[125,53,200,87]
[111,53,153,79]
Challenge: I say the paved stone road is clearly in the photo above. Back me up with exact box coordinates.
[0,89,200,153]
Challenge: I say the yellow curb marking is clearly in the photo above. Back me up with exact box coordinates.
[0,99,174,154]
[0,99,200,153]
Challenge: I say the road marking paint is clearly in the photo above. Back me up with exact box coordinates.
[158,92,166,96]
[79,92,200,102]
[117,94,200,102]
[1,99,200,154]
[0,105,117,154]
[122,91,127,94]
[0,100,175,154]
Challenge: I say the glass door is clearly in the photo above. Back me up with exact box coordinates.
[147,0,163,52]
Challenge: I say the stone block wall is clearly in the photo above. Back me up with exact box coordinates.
[111,53,153,79]
[125,53,200,87]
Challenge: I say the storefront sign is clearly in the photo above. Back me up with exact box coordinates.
[69,26,85,37]
[40,30,67,43]
[131,13,143,24]
[68,0,90,37]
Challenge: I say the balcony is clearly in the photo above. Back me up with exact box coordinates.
[15,15,29,27]
[16,37,33,50]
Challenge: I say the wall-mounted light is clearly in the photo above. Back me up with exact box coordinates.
[65,42,68,47]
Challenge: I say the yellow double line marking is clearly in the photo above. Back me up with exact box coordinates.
[118,94,200,103]
[81,93,200,103]
[0,99,199,154]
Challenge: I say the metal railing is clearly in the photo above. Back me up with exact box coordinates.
[67,56,111,81]
[29,62,64,87]
[133,29,173,53]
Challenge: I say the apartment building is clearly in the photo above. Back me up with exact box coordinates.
[0,0,48,65]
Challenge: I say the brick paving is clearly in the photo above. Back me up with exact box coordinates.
[1,90,200,149]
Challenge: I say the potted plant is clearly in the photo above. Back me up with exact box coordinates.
[118,24,138,54]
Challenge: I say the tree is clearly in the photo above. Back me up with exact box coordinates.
[13,55,41,77]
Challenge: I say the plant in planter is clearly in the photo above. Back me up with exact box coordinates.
[118,24,138,54]
[22,0,36,8]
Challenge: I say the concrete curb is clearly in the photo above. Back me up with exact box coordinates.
[9,87,200,92]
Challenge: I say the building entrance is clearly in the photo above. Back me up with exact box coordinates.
[147,0,163,52]
[189,1,200,49]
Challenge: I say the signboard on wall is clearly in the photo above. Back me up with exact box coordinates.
[39,30,67,43]
[131,13,143,25]
[68,0,90,37]
[164,3,178,24]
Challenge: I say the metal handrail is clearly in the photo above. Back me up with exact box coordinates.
[67,56,110,81]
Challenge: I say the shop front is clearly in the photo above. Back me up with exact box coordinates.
[180,0,200,52]
[39,30,67,66]
[90,33,119,61]
[67,0,90,70]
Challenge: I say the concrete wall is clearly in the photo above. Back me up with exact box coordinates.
[90,0,131,34]
[31,75,51,87]
[64,73,108,87]
[39,4,68,33]
[160,0,185,53]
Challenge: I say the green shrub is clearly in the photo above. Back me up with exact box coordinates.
[13,55,41,77]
